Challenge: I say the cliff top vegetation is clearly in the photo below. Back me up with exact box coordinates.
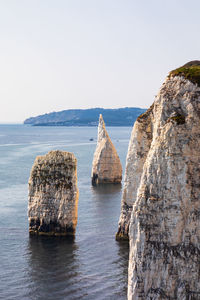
[170,60,200,87]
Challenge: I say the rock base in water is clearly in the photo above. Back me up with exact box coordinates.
[29,218,75,236]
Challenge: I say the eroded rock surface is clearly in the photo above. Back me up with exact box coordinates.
[122,62,200,299]
[91,114,122,185]
[28,150,79,236]
[116,105,153,240]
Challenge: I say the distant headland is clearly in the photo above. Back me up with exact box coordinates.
[24,107,146,127]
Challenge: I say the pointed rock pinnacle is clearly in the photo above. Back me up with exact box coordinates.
[91,114,122,185]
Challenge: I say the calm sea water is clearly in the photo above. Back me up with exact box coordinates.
[0,124,132,300]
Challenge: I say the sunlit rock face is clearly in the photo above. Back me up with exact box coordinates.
[116,105,153,240]
[91,114,122,185]
[28,150,79,236]
[123,62,200,299]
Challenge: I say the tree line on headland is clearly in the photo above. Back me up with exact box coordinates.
[24,107,146,126]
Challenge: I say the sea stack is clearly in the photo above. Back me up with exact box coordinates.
[116,104,153,240]
[28,150,79,236]
[91,114,122,185]
[123,61,200,299]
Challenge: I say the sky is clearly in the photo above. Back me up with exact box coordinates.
[0,0,200,123]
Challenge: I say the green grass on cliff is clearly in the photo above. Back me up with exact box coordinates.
[169,61,200,87]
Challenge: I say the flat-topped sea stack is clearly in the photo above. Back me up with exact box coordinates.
[117,61,200,299]
[28,150,79,236]
[91,114,122,185]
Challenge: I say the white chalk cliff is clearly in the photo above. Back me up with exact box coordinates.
[28,150,79,236]
[116,104,153,240]
[119,61,200,299]
[91,114,122,185]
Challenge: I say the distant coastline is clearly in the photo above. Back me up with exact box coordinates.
[24,107,146,127]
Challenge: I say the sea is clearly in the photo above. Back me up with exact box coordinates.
[0,124,132,300]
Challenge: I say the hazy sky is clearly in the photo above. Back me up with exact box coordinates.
[0,0,200,122]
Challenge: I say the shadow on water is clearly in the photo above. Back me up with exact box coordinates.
[27,235,82,300]
[89,183,122,227]
[91,183,122,195]
[115,240,129,296]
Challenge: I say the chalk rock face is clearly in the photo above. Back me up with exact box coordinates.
[91,114,122,185]
[116,105,153,240]
[127,62,200,299]
[28,150,79,236]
